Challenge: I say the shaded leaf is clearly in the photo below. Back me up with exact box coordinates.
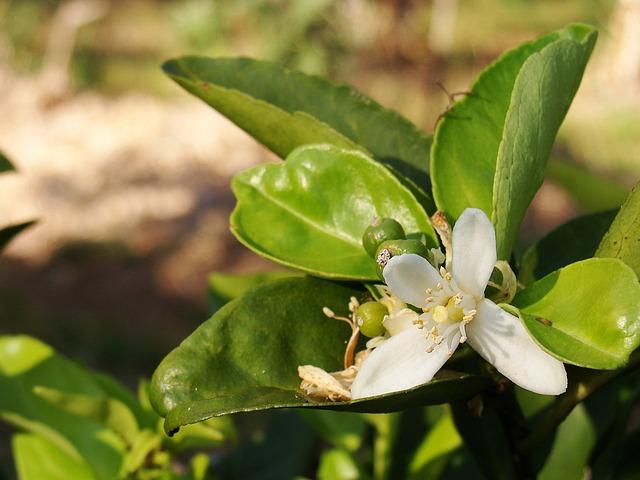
[317,449,364,480]
[407,412,462,480]
[297,410,366,452]
[0,151,14,173]
[150,277,489,434]
[519,210,617,285]
[231,145,436,280]
[163,56,432,185]
[513,258,640,369]
[431,24,597,259]
[596,183,640,277]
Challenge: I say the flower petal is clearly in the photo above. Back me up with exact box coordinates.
[466,299,567,395]
[383,254,442,308]
[451,208,496,298]
[383,308,419,336]
[350,326,454,399]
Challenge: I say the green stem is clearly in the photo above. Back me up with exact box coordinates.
[517,350,640,453]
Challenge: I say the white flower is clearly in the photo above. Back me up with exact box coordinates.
[350,208,567,399]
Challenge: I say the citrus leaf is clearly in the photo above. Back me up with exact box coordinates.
[163,56,432,186]
[596,183,640,277]
[231,145,436,280]
[431,24,597,259]
[149,277,489,434]
[513,258,640,369]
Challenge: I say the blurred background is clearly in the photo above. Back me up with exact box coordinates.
[0,0,639,472]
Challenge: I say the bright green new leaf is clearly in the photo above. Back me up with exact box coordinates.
[150,277,489,434]
[297,410,366,452]
[163,56,432,186]
[431,24,597,259]
[407,412,462,480]
[231,145,437,280]
[519,210,617,285]
[12,433,95,480]
[33,386,140,446]
[596,183,640,277]
[546,160,628,212]
[512,258,640,369]
[0,336,129,480]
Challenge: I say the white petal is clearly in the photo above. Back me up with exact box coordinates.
[451,208,496,298]
[383,308,419,336]
[383,254,442,308]
[466,299,567,395]
[350,327,454,399]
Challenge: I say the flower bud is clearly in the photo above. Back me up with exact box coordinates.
[362,218,406,258]
[355,301,388,338]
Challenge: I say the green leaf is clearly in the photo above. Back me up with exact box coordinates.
[0,336,127,480]
[0,151,15,173]
[163,56,432,186]
[296,410,366,452]
[538,405,595,480]
[150,277,489,434]
[546,160,629,212]
[596,183,640,277]
[431,24,597,259]
[33,386,140,446]
[512,258,640,369]
[231,145,436,280]
[407,412,462,480]
[0,221,36,252]
[317,449,364,480]
[208,270,296,314]
[12,433,95,480]
[519,210,617,285]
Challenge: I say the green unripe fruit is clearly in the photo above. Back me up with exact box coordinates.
[356,301,388,338]
[362,218,406,258]
[375,239,432,278]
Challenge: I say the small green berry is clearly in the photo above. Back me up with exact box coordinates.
[356,301,388,337]
[362,218,406,258]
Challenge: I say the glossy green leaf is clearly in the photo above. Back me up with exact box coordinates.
[596,183,640,277]
[431,24,597,259]
[150,277,489,434]
[546,160,628,212]
[0,221,36,252]
[12,433,95,480]
[163,56,432,186]
[512,258,640,369]
[317,449,364,480]
[208,270,296,314]
[0,336,127,480]
[519,210,617,285]
[231,145,436,280]
[538,405,595,480]
[0,151,14,173]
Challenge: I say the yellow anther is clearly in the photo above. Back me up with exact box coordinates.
[322,307,335,318]
[426,345,434,353]
[426,288,433,294]
[436,283,443,290]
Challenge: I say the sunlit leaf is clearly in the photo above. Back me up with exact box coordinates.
[513,258,640,369]
[231,145,436,280]
[163,56,432,187]
[431,24,597,259]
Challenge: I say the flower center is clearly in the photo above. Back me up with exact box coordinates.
[433,296,465,323]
